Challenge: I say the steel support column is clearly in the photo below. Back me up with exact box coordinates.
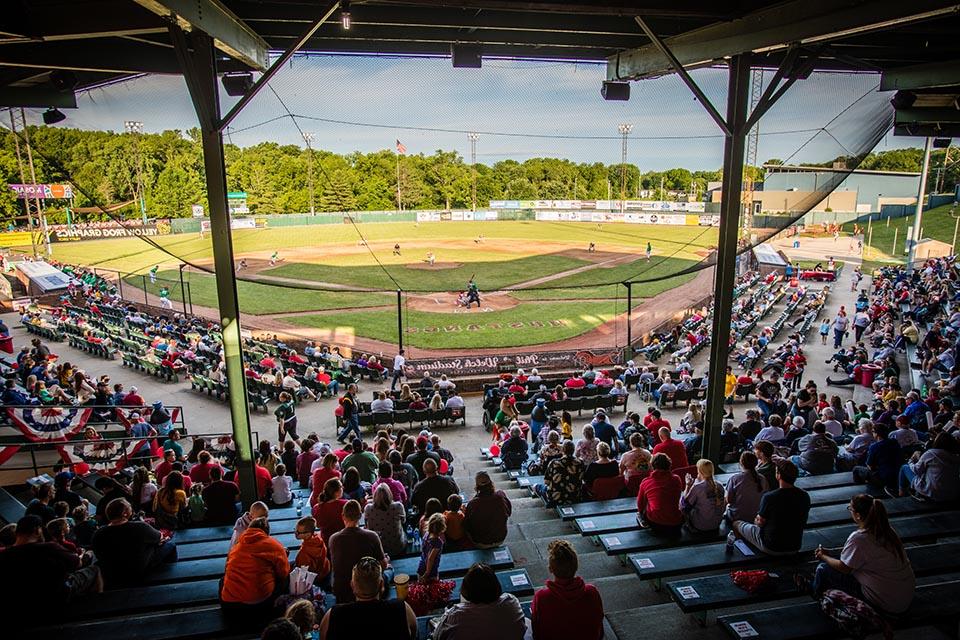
[170,27,258,507]
[702,56,751,464]
[625,282,633,357]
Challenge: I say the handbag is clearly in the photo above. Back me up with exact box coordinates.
[818,588,889,639]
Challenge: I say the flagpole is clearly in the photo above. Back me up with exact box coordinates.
[396,151,402,212]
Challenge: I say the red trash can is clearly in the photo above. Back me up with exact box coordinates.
[860,364,881,388]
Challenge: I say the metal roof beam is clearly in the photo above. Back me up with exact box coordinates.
[881,59,960,90]
[895,107,960,124]
[133,0,269,70]
[608,0,960,80]
[894,122,960,136]
[0,86,76,108]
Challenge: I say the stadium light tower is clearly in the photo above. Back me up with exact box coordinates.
[467,132,479,211]
[302,131,316,215]
[618,123,633,214]
[124,120,147,225]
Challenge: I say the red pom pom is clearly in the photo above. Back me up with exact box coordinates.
[73,462,90,475]
[439,459,449,474]
[489,444,500,457]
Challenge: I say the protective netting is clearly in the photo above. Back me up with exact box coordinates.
[0,57,895,357]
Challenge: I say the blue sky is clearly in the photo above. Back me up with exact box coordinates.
[43,55,912,171]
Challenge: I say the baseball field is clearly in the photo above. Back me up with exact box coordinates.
[41,220,719,352]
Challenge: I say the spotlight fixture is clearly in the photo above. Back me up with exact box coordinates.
[341,0,351,29]
[221,71,254,97]
[890,90,917,110]
[451,43,482,68]
[42,107,66,125]
[49,70,78,92]
[601,81,630,101]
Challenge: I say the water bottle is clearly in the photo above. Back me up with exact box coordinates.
[296,496,303,517]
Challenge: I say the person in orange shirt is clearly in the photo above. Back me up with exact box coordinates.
[220,517,290,624]
[443,494,467,551]
[293,516,331,588]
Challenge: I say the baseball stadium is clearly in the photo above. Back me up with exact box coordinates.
[0,2,959,640]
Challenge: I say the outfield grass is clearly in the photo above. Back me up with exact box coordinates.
[125,270,392,315]
[282,300,622,349]
[510,256,700,300]
[264,253,588,291]
[842,203,959,272]
[44,221,717,274]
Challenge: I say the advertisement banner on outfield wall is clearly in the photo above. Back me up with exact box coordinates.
[490,199,705,212]
[407,348,623,376]
[0,231,35,247]
[199,218,257,232]
[47,222,161,242]
[698,215,721,226]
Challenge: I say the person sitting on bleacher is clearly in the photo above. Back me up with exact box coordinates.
[652,426,688,471]
[202,466,240,524]
[411,459,459,514]
[319,555,415,640]
[537,429,562,466]
[754,415,786,444]
[0,515,102,626]
[537,440,584,508]
[575,425,600,466]
[432,562,527,640]
[681,459,725,534]
[729,460,810,556]
[725,451,768,525]
[793,421,839,476]
[531,539,603,640]
[465,472,512,548]
[329,500,390,604]
[590,410,618,455]
[92,498,177,587]
[800,494,915,616]
[221,517,290,623]
[896,431,960,501]
[501,424,529,471]
[582,441,618,499]
[636,453,683,536]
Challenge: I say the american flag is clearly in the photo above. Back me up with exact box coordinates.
[396,139,407,154]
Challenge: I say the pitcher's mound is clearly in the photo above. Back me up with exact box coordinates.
[406,261,463,271]
[405,291,519,312]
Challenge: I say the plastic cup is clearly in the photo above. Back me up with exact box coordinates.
[394,573,410,600]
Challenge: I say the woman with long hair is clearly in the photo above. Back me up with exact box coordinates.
[130,466,157,514]
[363,483,406,556]
[309,453,341,507]
[341,467,367,507]
[724,450,768,524]
[153,471,187,529]
[311,478,347,544]
[681,459,726,533]
[803,494,915,614]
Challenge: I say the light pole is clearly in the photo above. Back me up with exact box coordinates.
[467,132,479,211]
[618,124,633,215]
[124,120,147,225]
[302,131,316,214]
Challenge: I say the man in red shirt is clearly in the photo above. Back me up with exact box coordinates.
[651,426,688,470]
[121,386,145,406]
[531,539,603,640]
[235,462,273,500]
[646,409,670,433]
[188,450,223,484]
[636,452,683,536]
[564,373,586,389]
[154,449,176,485]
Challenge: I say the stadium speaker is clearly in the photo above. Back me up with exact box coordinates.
[221,72,255,97]
[451,44,482,68]
[49,70,78,92]
[890,90,916,110]
[601,81,630,101]
[42,107,66,125]
[933,138,952,149]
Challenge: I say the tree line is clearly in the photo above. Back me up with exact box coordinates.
[0,126,952,223]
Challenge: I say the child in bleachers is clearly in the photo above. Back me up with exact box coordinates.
[53,500,71,525]
[417,513,446,583]
[419,498,443,536]
[443,494,466,551]
[292,516,331,587]
[46,518,79,554]
[188,484,206,523]
[230,501,269,547]
[271,463,293,506]
[560,410,573,439]
[71,505,97,548]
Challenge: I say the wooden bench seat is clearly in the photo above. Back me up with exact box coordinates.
[391,546,514,578]
[628,511,960,585]
[576,485,878,536]
[668,541,960,621]
[718,579,960,640]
